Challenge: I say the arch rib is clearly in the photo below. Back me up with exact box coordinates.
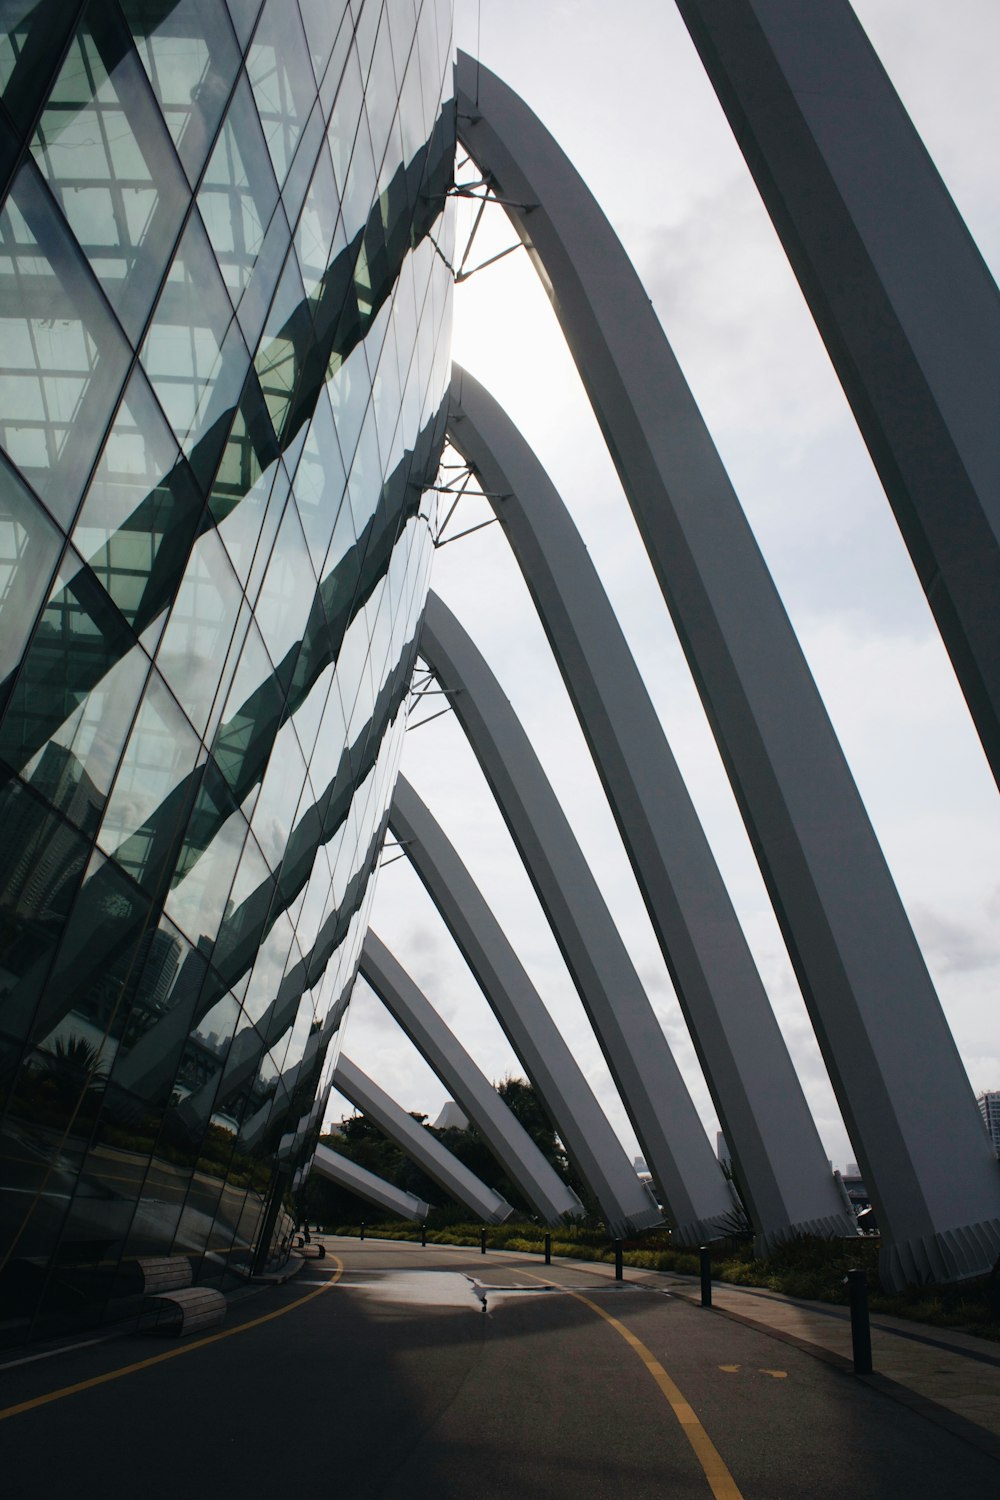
[420,591,743,1243]
[673,0,1000,791]
[438,396,854,1246]
[311,1143,430,1223]
[455,53,1000,1287]
[389,774,663,1238]
[360,930,584,1224]
[333,1055,514,1225]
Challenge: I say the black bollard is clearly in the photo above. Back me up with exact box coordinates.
[845,1268,873,1374]
[544,1232,551,1266]
[699,1246,712,1307]
[614,1240,623,1281]
[360,1221,365,1242]
[480,1226,487,1255]
[421,1223,427,1247]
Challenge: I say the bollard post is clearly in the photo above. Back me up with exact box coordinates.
[845,1268,873,1374]
[421,1224,426,1247]
[480,1226,487,1255]
[614,1240,623,1281]
[699,1246,712,1307]
[359,1221,365,1242]
[544,1232,551,1266]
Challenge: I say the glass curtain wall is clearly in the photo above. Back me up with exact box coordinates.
[0,0,455,1347]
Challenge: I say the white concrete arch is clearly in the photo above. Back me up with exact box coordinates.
[454,53,1000,1286]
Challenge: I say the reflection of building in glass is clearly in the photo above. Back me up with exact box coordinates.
[0,0,454,1347]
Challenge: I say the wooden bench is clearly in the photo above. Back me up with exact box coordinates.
[143,1286,227,1336]
[136,1256,192,1294]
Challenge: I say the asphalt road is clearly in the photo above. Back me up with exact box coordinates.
[1,1237,996,1498]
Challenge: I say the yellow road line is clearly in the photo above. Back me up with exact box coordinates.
[0,1257,343,1424]
[520,1269,744,1500]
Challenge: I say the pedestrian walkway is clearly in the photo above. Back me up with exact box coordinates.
[543,1252,1000,1458]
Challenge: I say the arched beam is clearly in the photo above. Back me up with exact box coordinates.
[442,388,856,1245]
[360,930,583,1224]
[389,774,663,1238]
[311,1143,430,1222]
[673,0,1000,791]
[455,53,1000,1287]
[419,592,742,1243]
[333,1055,514,1225]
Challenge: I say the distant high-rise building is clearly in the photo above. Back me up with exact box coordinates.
[978,1092,1000,1155]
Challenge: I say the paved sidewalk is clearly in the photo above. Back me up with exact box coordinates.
[328,1233,999,1458]
[567,1255,1000,1458]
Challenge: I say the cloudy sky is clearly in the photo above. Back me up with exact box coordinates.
[330,0,1000,1176]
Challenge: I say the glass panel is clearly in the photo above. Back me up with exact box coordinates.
[155,528,246,743]
[294,141,341,306]
[97,669,203,876]
[341,104,376,244]
[231,196,290,355]
[0,544,139,782]
[318,3,354,119]
[216,827,272,974]
[252,250,308,442]
[140,211,251,490]
[198,73,278,309]
[0,778,94,1073]
[0,455,62,683]
[297,0,350,88]
[254,497,315,673]
[251,718,308,871]
[281,97,324,236]
[240,908,295,1027]
[214,446,287,603]
[364,11,398,177]
[122,0,242,187]
[100,918,209,1123]
[303,668,345,795]
[289,360,347,576]
[30,4,189,341]
[210,618,283,800]
[224,0,263,52]
[17,633,151,833]
[0,0,83,136]
[166,798,250,951]
[325,39,362,204]
[0,162,130,527]
[292,849,333,959]
[72,366,205,631]
[246,0,315,190]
